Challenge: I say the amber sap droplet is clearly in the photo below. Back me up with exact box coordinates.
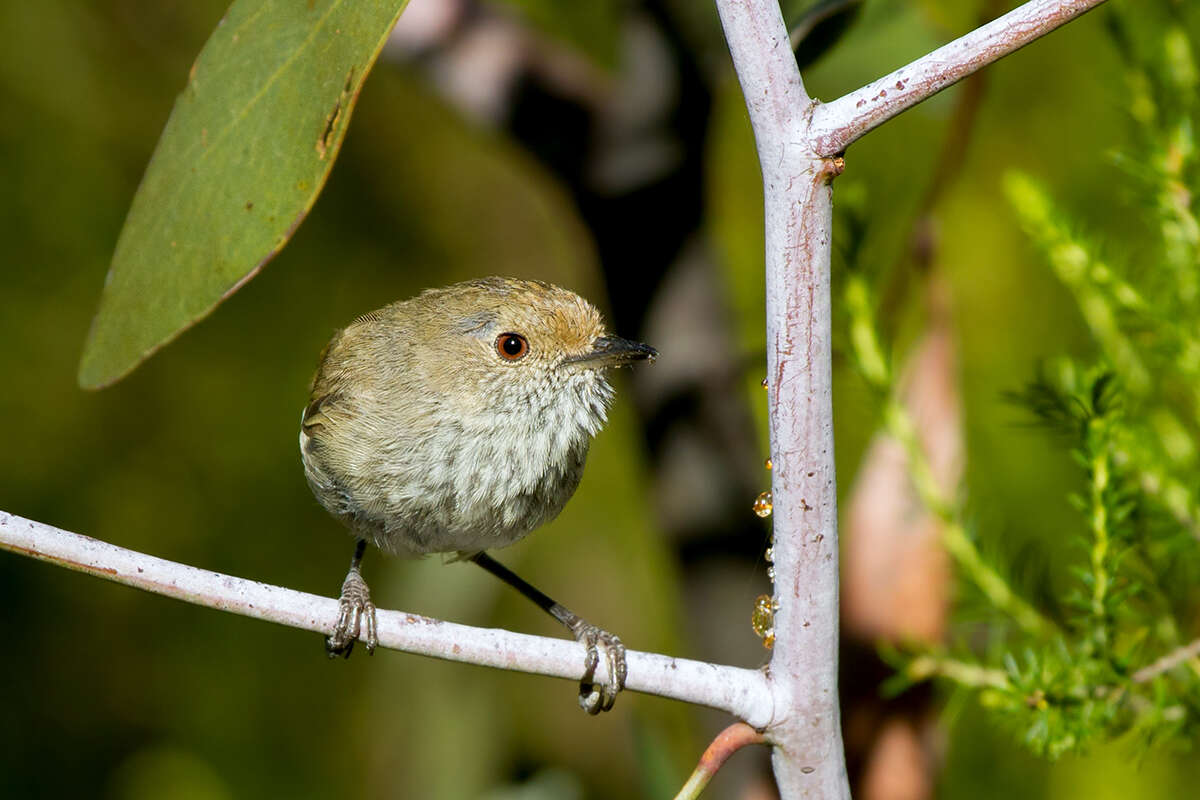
[764,546,774,563]
[752,594,779,649]
[764,457,773,470]
[752,490,773,518]
[751,595,774,633]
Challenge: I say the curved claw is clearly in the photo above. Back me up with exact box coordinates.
[327,567,378,658]
[570,620,626,714]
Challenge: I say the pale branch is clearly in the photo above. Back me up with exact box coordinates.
[713,0,1109,797]
[716,0,810,145]
[1132,637,1200,684]
[717,0,847,797]
[0,509,773,727]
[4,3,1119,798]
[808,0,1111,156]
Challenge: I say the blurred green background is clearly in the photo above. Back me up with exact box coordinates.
[2,0,1199,798]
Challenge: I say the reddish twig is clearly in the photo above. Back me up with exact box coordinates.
[673,722,768,800]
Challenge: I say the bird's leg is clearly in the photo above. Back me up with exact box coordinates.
[468,551,626,714]
[327,538,378,658]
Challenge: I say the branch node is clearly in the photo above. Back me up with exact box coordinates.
[820,155,847,182]
[672,722,768,800]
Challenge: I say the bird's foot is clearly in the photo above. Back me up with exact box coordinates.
[327,567,377,658]
[569,619,626,714]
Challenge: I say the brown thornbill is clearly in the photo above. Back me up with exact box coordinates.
[300,277,657,713]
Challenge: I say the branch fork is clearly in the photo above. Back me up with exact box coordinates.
[1,1,1111,797]
[713,0,1107,796]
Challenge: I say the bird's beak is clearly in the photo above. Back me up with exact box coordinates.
[564,336,658,368]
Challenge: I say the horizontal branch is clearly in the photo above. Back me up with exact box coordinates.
[808,0,1110,156]
[0,509,773,727]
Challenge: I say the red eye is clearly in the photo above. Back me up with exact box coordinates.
[496,333,528,361]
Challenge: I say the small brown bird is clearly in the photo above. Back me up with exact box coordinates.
[300,277,656,713]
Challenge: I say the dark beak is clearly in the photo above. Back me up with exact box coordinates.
[564,336,658,368]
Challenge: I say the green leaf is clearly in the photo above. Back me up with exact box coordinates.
[78,0,408,389]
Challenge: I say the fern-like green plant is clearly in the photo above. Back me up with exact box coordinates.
[850,2,1200,759]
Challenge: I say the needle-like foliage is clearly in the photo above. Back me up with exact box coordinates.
[848,3,1200,759]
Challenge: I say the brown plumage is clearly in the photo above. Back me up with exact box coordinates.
[301,277,656,713]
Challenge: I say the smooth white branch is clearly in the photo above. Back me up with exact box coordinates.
[0,509,773,727]
[809,0,1110,155]
[714,0,810,139]
[716,1,847,798]
[3,2,1115,797]
[713,0,1110,798]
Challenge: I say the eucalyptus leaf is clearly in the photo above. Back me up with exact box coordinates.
[78,0,408,389]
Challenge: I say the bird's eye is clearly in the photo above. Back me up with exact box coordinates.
[496,333,529,361]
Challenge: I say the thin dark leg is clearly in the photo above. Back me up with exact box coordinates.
[350,537,367,570]
[469,551,626,714]
[328,538,378,658]
[469,551,571,625]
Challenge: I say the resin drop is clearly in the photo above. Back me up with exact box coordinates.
[751,594,779,649]
[752,490,773,518]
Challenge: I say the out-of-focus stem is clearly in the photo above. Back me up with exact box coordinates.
[1131,637,1200,684]
[905,654,1012,691]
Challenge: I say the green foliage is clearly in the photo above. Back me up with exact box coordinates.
[1,3,691,796]
[10,0,1200,796]
[77,0,409,390]
[848,5,1200,762]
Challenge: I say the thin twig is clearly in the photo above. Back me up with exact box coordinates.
[877,0,999,331]
[1132,638,1200,684]
[673,722,767,800]
[808,0,1110,155]
[1,4,1119,799]
[905,654,1012,691]
[852,322,1056,639]
[0,509,773,726]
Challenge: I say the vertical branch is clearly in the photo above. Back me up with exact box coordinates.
[714,0,810,136]
[712,0,1108,796]
[761,157,849,800]
[715,1,850,798]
